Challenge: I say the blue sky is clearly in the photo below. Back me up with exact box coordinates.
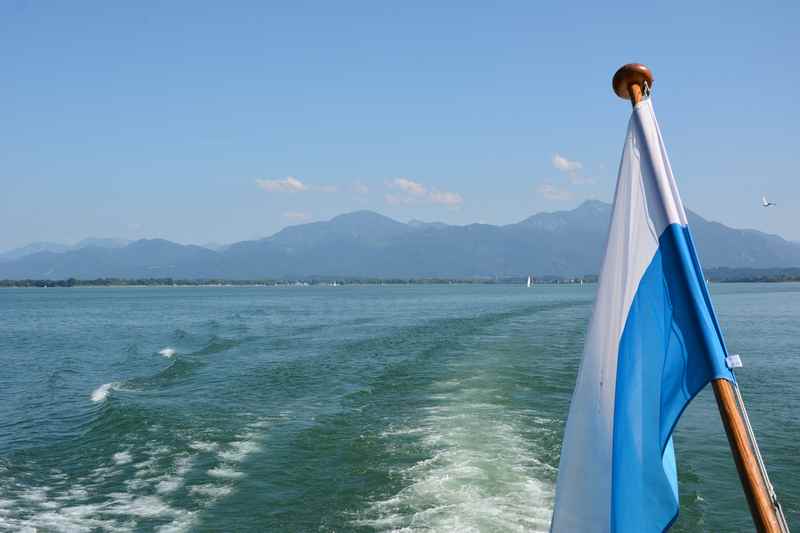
[2,1,798,250]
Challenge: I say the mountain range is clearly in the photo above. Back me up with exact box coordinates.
[2,201,799,280]
[0,238,130,262]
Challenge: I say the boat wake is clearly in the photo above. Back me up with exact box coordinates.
[354,378,555,532]
[0,416,272,532]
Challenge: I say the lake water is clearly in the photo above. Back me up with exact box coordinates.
[0,284,797,532]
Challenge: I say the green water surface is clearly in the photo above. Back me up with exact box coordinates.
[0,284,797,531]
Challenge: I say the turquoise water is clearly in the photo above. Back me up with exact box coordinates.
[0,284,797,532]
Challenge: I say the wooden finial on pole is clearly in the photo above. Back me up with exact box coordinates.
[612,63,653,106]
[611,62,787,531]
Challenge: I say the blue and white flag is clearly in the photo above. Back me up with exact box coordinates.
[550,98,734,533]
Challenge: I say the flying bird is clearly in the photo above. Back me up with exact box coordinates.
[762,195,776,207]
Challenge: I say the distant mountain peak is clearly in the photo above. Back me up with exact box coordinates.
[408,219,449,230]
[329,210,402,225]
[576,199,611,211]
[75,237,130,249]
[0,237,131,262]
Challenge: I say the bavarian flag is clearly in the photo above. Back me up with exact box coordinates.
[550,98,734,532]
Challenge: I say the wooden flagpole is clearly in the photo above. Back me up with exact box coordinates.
[612,63,788,533]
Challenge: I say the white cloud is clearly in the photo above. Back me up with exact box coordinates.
[428,190,463,206]
[256,176,307,192]
[386,178,462,207]
[552,153,594,184]
[256,176,336,193]
[283,211,311,222]
[391,177,427,196]
[352,182,369,195]
[552,153,582,174]
[537,183,572,201]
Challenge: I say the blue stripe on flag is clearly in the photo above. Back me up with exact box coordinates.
[610,224,734,532]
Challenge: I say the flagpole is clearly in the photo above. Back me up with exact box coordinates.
[612,63,789,533]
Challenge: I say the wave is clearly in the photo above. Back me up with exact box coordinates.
[207,466,244,479]
[88,336,243,411]
[90,382,114,402]
[112,451,132,465]
[193,336,240,356]
[159,347,177,358]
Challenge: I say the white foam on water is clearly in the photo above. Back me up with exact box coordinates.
[113,451,133,465]
[1,448,212,532]
[189,440,219,452]
[0,500,119,533]
[90,465,116,482]
[207,420,267,479]
[90,382,114,402]
[19,487,49,503]
[190,484,233,499]
[0,417,274,532]
[159,347,177,358]
[133,457,158,478]
[174,455,193,474]
[125,478,149,491]
[106,493,173,518]
[155,477,183,495]
[2,493,189,532]
[380,426,427,438]
[147,444,172,457]
[207,467,244,479]
[155,455,193,495]
[354,385,555,532]
[68,488,90,500]
[217,440,261,462]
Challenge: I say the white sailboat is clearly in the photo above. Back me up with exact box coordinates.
[526,275,532,288]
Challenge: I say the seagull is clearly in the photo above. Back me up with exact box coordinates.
[762,195,776,207]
